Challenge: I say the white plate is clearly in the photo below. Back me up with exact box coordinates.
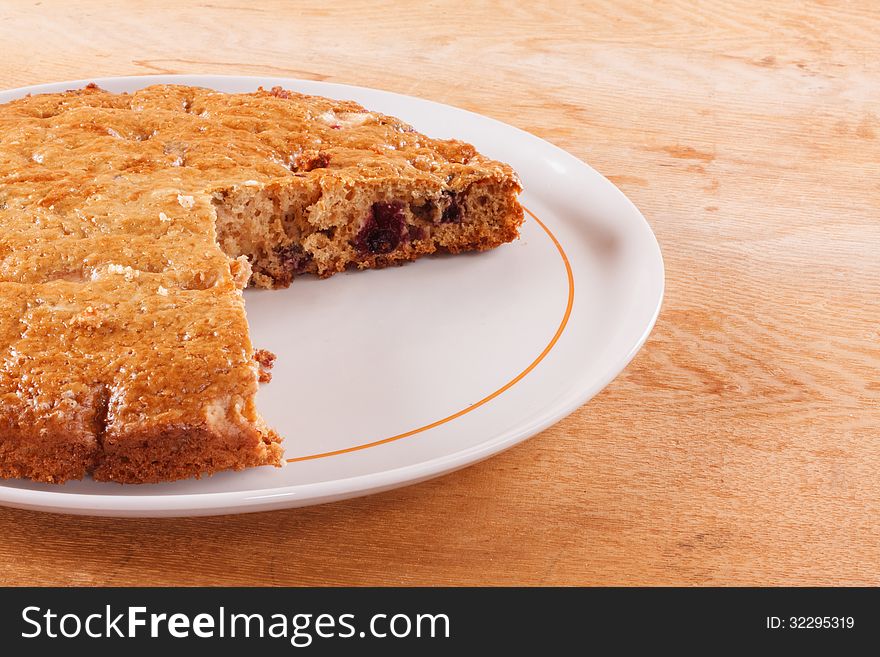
[0,75,663,517]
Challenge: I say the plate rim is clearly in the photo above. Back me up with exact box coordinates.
[0,74,664,516]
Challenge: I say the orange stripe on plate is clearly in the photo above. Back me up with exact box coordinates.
[286,206,574,463]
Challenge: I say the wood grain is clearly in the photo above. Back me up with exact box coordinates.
[0,0,878,585]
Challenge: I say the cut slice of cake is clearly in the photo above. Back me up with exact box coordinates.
[204,86,523,287]
[0,83,524,483]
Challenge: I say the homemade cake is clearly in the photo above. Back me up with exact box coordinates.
[0,83,524,484]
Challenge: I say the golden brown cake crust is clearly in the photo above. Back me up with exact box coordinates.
[0,83,523,484]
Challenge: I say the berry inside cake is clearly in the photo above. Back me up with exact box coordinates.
[0,83,523,484]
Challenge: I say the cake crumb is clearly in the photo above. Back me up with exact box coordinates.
[157,286,169,296]
[159,211,171,222]
[254,349,276,383]
[177,194,195,209]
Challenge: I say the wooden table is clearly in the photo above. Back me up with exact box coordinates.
[0,1,877,586]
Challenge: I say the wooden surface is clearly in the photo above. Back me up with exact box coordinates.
[0,0,878,586]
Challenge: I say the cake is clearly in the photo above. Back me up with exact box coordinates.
[0,83,524,484]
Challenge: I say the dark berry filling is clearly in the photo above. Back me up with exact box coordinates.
[355,202,406,254]
[276,243,312,275]
[441,192,462,223]
[411,200,436,222]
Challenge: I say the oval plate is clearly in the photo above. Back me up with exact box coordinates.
[0,75,663,516]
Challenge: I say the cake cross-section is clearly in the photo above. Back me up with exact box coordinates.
[0,83,523,483]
